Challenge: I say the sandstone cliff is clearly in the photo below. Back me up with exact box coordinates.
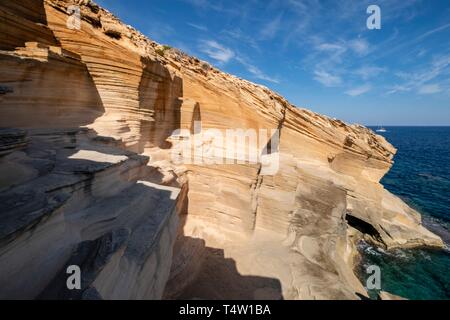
[0,0,443,300]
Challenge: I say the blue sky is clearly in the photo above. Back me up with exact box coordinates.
[95,0,450,125]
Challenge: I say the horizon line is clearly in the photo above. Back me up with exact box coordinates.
[364,125,450,127]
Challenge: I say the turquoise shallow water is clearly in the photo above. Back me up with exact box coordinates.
[356,127,450,300]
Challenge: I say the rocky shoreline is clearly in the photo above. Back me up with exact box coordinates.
[0,0,444,299]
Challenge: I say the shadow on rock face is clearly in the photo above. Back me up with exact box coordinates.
[0,51,105,129]
[166,240,284,300]
[0,127,180,299]
[137,56,184,152]
[0,0,60,50]
[162,193,284,300]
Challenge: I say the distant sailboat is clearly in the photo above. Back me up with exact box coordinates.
[376,126,387,133]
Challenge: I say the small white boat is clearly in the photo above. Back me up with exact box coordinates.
[376,126,387,133]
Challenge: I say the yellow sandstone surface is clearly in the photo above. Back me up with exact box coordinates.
[0,0,443,300]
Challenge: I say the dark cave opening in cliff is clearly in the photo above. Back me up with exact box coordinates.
[345,214,382,242]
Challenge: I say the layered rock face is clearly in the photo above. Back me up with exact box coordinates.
[0,0,443,300]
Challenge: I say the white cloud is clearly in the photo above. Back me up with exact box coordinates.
[147,22,174,43]
[314,41,347,61]
[184,0,234,14]
[354,66,387,80]
[235,56,279,83]
[198,40,235,63]
[415,23,450,42]
[348,38,370,56]
[417,49,427,58]
[308,41,347,74]
[316,43,346,54]
[187,22,208,31]
[313,70,342,87]
[247,65,280,83]
[260,14,283,40]
[418,84,442,95]
[378,23,450,59]
[345,84,371,96]
[388,55,450,94]
[386,84,409,95]
[196,42,278,83]
[222,28,260,51]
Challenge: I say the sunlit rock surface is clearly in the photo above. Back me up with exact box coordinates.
[0,0,443,300]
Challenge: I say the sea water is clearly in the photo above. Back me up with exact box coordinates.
[356,127,450,300]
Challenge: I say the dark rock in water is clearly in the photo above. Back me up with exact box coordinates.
[423,215,450,245]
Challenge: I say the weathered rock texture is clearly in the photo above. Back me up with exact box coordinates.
[0,0,443,300]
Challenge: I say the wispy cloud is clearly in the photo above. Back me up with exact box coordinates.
[309,40,357,87]
[197,40,278,83]
[313,70,342,87]
[354,66,387,80]
[260,14,283,40]
[183,0,246,16]
[187,22,208,31]
[236,56,279,83]
[198,40,235,63]
[376,23,450,60]
[146,22,175,43]
[348,38,370,56]
[417,48,427,58]
[314,38,369,57]
[308,39,347,72]
[345,84,371,96]
[416,23,450,42]
[418,84,442,95]
[388,55,450,94]
[222,28,260,51]
[307,37,374,87]
[316,43,346,53]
